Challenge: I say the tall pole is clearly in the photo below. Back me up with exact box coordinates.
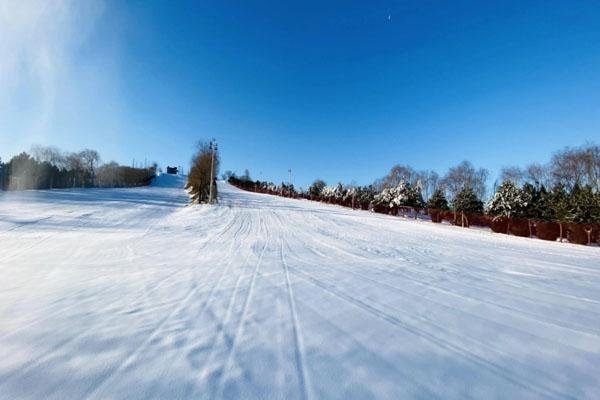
[288,168,292,197]
[209,140,215,204]
[209,139,217,204]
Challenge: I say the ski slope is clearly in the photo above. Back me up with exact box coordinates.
[1,175,599,399]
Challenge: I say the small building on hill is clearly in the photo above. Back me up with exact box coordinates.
[166,166,178,175]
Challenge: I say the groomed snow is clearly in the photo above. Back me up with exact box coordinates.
[1,176,599,399]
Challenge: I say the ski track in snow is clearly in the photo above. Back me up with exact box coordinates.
[1,175,599,399]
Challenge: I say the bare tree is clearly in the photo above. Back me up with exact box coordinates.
[382,164,416,188]
[524,162,550,188]
[66,152,85,187]
[241,169,251,181]
[186,141,220,204]
[79,149,100,185]
[96,161,120,187]
[442,161,489,201]
[499,166,524,185]
[415,169,440,201]
[31,145,66,168]
[550,147,588,190]
[583,144,600,192]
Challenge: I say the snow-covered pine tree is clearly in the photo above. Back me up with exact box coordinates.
[372,187,394,213]
[520,183,540,219]
[486,181,530,234]
[404,183,424,218]
[321,185,335,202]
[389,181,410,209]
[321,184,345,204]
[343,186,358,209]
[357,185,376,210]
[335,183,345,204]
[372,180,421,215]
[518,182,538,236]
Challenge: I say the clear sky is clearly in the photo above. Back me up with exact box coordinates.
[1,1,599,189]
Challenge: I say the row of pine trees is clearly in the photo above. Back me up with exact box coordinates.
[227,143,600,244]
[230,175,599,227]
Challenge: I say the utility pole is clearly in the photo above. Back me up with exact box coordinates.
[288,168,292,197]
[209,139,218,204]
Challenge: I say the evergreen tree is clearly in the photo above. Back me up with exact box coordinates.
[406,184,425,209]
[486,181,528,219]
[550,184,569,222]
[308,179,326,198]
[357,185,376,209]
[343,186,358,208]
[373,181,424,210]
[549,184,569,240]
[0,157,5,191]
[452,187,484,214]
[321,185,341,203]
[567,184,600,224]
[521,182,541,219]
[451,187,483,227]
[281,183,297,197]
[426,188,450,210]
[537,185,554,221]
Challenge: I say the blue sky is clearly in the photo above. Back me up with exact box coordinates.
[1,1,599,189]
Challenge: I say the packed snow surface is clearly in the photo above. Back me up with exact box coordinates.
[1,175,599,399]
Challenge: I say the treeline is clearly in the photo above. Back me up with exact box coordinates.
[229,143,600,246]
[0,145,156,191]
[228,175,300,199]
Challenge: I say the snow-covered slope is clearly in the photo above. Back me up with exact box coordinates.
[0,182,599,399]
[151,172,187,188]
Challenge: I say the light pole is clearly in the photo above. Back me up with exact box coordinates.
[288,168,292,197]
[209,139,218,204]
